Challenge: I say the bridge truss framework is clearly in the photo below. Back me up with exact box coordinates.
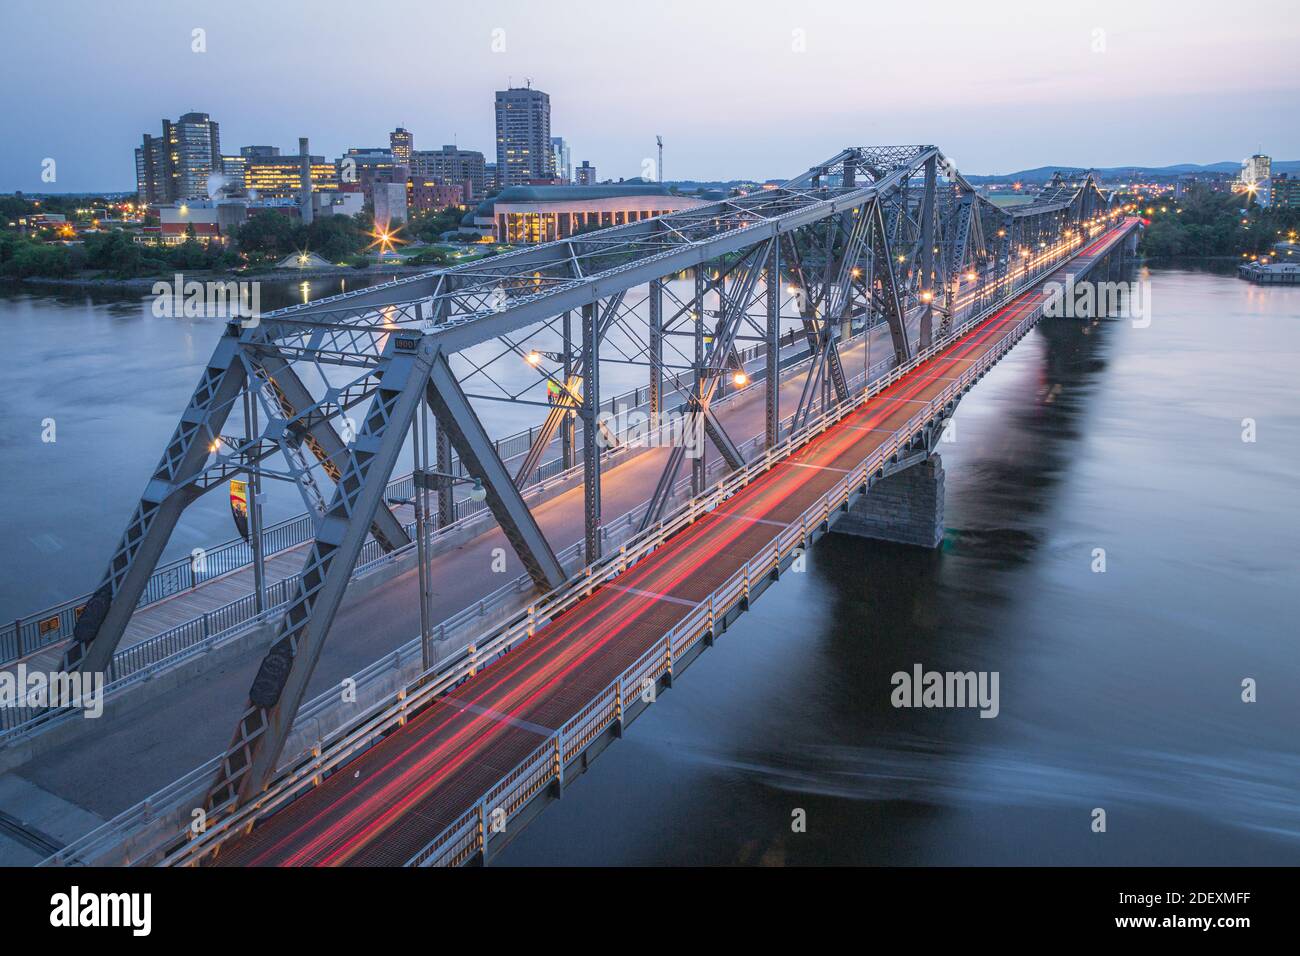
[62,145,1113,816]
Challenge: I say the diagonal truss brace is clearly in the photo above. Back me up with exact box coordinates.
[869,199,912,365]
[64,323,248,674]
[425,353,565,591]
[207,333,439,811]
[251,347,411,551]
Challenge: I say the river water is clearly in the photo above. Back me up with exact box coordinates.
[1,265,1296,864]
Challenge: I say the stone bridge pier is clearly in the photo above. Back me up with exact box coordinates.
[835,452,946,549]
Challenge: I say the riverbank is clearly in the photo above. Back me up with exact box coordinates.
[1,263,438,293]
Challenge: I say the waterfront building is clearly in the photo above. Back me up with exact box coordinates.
[220,154,247,190]
[166,112,223,200]
[464,183,705,244]
[1239,153,1273,206]
[495,86,553,186]
[339,149,408,208]
[409,178,472,214]
[373,181,409,227]
[135,134,168,206]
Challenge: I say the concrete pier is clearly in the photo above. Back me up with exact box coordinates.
[835,454,945,549]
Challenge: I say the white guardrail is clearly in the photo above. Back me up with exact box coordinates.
[45,220,1135,868]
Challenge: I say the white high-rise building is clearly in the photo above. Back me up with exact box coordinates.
[495,85,553,186]
[1242,154,1272,206]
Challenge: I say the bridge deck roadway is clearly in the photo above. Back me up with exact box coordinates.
[8,317,891,824]
[211,223,1133,866]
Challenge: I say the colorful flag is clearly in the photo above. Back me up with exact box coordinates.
[229,479,250,541]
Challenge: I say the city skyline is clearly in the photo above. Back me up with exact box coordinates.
[2,0,1298,192]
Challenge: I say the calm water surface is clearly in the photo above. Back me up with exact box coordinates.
[0,267,1296,864]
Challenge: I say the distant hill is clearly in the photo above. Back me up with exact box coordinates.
[965,161,1300,184]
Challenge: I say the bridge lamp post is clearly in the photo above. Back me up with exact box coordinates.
[397,458,488,671]
[526,349,565,366]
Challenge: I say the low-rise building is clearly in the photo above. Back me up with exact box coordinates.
[244,155,339,198]
[464,184,707,244]
[409,178,472,214]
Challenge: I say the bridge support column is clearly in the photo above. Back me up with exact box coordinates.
[836,454,945,549]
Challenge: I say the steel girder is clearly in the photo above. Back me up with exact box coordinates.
[64,324,248,674]
[765,242,781,448]
[424,352,565,591]
[637,240,772,530]
[208,332,440,809]
[249,348,411,552]
[580,302,602,562]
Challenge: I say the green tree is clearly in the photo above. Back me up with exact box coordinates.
[234,211,303,259]
[305,213,367,261]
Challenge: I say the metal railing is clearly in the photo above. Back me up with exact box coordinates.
[0,336,847,742]
[0,329,820,667]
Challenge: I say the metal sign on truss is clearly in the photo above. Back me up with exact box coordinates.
[61,145,1113,814]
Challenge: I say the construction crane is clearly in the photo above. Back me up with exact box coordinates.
[656,135,663,183]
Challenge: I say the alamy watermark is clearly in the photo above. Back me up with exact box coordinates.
[151,274,261,327]
[891,663,999,718]
[595,405,705,458]
[1043,276,1150,327]
[0,664,104,718]
[50,886,150,936]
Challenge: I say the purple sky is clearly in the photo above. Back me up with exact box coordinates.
[2,0,1297,192]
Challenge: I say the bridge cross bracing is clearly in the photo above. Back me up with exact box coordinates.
[51,145,1121,835]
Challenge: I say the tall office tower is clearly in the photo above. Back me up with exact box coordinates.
[551,136,571,183]
[135,134,168,205]
[494,85,553,186]
[163,112,223,199]
[390,127,413,165]
[410,146,488,198]
[575,160,596,186]
[135,112,222,203]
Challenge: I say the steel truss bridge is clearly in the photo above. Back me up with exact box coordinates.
[51,145,1132,865]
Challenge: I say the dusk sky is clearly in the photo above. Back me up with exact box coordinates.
[2,0,1297,192]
